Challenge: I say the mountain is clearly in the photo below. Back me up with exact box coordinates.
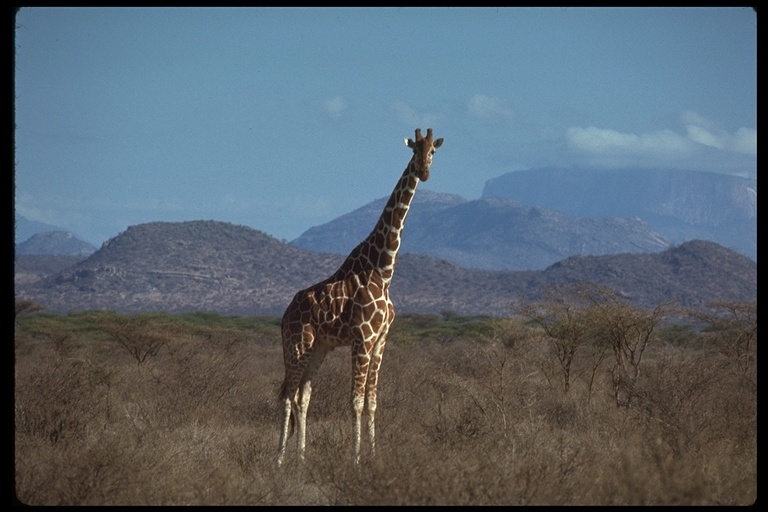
[14,214,92,246]
[16,221,343,316]
[15,220,755,317]
[482,167,756,260]
[16,231,98,256]
[292,190,468,255]
[291,191,671,271]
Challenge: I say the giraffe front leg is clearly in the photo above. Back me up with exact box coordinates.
[276,394,293,466]
[366,399,376,459]
[365,333,387,459]
[297,379,311,461]
[352,347,371,465]
[353,391,365,465]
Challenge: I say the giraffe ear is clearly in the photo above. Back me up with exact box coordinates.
[405,138,415,148]
[433,138,444,148]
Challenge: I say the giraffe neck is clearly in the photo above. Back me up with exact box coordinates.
[341,158,420,283]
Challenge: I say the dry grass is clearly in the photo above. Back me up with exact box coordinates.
[14,312,755,505]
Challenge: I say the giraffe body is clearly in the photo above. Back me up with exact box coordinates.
[277,128,443,465]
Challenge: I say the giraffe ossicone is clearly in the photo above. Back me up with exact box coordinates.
[276,128,443,465]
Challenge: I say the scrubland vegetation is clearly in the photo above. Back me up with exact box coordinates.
[14,289,756,505]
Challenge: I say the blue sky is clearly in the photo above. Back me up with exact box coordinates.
[14,7,756,246]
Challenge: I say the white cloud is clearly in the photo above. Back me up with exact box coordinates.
[566,126,693,156]
[680,110,715,129]
[566,112,757,170]
[686,124,726,150]
[322,96,347,118]
[681,111,756,155]
[732,127,757,155]
[467,94,514,120]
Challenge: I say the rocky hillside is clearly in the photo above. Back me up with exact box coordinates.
[291,191,671,271]
[15,221,756,317]
[15,254,88,287]
[17,221,343,316]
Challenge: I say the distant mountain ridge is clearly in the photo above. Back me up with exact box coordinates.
[291,190,671,271]
[15,215,67,245]
[14,214,95,247]
[15,220,756,317]
[482,167,756,260]
[17,168,752,271]
[16,231,97,256]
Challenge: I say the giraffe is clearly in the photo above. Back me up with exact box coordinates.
[276,128,444,465]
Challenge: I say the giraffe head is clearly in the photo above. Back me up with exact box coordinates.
[404,128,443,181]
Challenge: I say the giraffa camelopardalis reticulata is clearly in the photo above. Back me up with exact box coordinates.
[276,128,444,465]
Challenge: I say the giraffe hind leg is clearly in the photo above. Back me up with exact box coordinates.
[277,327,312,465]
[277,338,329,465]
[277,379,298,465]
[295,346,330,462]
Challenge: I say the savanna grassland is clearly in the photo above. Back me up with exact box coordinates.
[14,294,756,505]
